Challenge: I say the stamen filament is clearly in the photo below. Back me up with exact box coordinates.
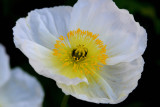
[53,28,108,79]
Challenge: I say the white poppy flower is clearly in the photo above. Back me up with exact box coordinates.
[13,0,147,104]
[0,44,44,107]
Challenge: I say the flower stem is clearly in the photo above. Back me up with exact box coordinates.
[61,95,70,107]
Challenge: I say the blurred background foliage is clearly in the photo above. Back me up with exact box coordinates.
[0,0,159,107]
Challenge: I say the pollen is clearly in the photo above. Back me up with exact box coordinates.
[72,45,88,61]
[53,28,108,79]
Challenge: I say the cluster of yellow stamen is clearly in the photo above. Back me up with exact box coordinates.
[53,28,108,79]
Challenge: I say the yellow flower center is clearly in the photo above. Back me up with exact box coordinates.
[53,28,108,79]
[72,45,88,61]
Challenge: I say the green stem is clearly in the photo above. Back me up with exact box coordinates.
[61,95,70,107]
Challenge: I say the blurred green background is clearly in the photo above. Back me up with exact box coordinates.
[0,0,159,107]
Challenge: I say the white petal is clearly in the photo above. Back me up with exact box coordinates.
[17,39,88,85]
[0,67,44,107]
[13,6,72,50]
[13,6,85,85]
[0,44,10,87]
[70,0,147,65]
[57,57,144,104]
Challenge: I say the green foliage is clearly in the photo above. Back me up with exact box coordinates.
[65,0,78,6]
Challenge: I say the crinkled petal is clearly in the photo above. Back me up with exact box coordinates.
[0,67,44,107]
[70,0,147,65]
[13,6,86,85]
[0,44,10,87]
[57,57,144,104]
[16,39,88,85]
[13,6,72,50]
